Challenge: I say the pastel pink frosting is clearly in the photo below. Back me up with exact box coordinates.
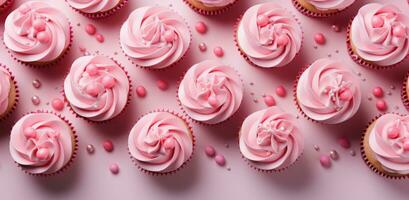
[237,3,302,68]
[128,112,193,173]
[64,55,130,122]
[239,107,304,170]
[305,0,354,11]
[3,1,71,63]
[369,114,409,174]
[0,67,11,116]
[197,0,235,7]
[178,60,243,124]
[9,113,74,174]
[120,6,191,69]
[66,0,121,13]
[350,3,409,66]
[296,58,361,124]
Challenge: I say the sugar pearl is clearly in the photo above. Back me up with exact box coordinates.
[213,46,224,57]
[102,76,116,89]
[85,83,100,97]
[51,98,64,111]
[86,144,95,154]
[36,31,50,43]
[198,42,207,52]
[103,140,114,152]
[403,141,409,151]
[31,95,40,105]
[376,100,387,111]
[135,86,147,97]
[264,95,276,107]
[156,80,168,91]
[163,138,175,150]
[86,64,98,76]
[215,154,226,166]
[275,85,286,97]
[163,30,176,43]
[276,35,289,46]
[205,145,216,157]
[392,25,406,37]
[372,16,384,28]
[36,148,50,160]
[314,33,326,45]
[109,163,120,174]
[195,21,207,34]
[85,24,96,35]
[329,150,339,160]
[208,95,219,107]
[372,87,383,98]
[33,19,46,31]
[338,136,351,149]
[95,34,104,43]
[320,155,331,168]
[387,126,400,139]
[331,24,340,32]
[24,127,36,138]
[32,79,41,88]
[339,89,352,101]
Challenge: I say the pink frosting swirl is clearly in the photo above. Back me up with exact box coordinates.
[66,0,121,13]
[240,107,304,170]
[236,3,302,68]
[64,55,130,122]
[197,0,235,7]
[296,58,361,124]
[120,6,191,69]
[369,114,409,174]
[3,1,71,63]
[0,67,11,115]
[9,112,74,175]
[178,60,243,124]
[305,0,354,11]
[128,112,193,173]
[350,3,409,66]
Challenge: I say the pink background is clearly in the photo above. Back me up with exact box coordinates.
[1,0,409,199]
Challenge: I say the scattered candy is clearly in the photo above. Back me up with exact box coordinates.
[85,24,96,35]
[392,25,406,38]
[331,24,340,32]
[86,83,100,97]
[387,126,400,139]
[31,95,40,105]
[86,144,95,154]
[376,99,387,111]
[314,33,326,45]
[32,79,41,88]
[338,136,351,149]
[24,127,36,138]
[275,85,287,97]
[103,140,114,152]
[109,163,120,174]
[372,15,384,28]
[135,86,147,97]
[37,31,50,43]
[195,21,207,34]
[95,33,104,43]
[51,98,64,111]
[102,76,116,89]
[198,42,207,52]
[350,150,356,156]
[320,155,331,168]
[372,87,384,98]
[215,154,226,166]
[205,145,216,157]
[213,46,224,57]
[313,145,320,151]
[263,95,276,107]
[156,80,168,91]
[329,150,339,160]
[36,148,50,160]
[163,30,176,43]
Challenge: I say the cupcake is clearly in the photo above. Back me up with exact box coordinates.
[235,3,303,68]
[0,0,13,12]
[361,113,409,178]
[183,0,237,15]
[292,0,355,17]
[64,55,130,122]
[9,111,77,176]
[0,64,18,120]
[348,3,409,69]
[66,0,127,18]
[3,1,72,66]
[239,107,304,172]
[120,6,191,70]
[128,111,194,175]
[295,58,361,124]
[178,60,243,124]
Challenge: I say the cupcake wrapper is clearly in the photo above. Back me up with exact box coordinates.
[0,0,13,12]
[401,72,409,111]
[360,113,409,179]
[182,0,238,16]
[0,64,19,121]
[66,0,128,19]
[15,110,79,177]
[291,0,344,18]
[346,20,406,70]
[62,54,132,124]
[128,109,195,176]
[2,22,73,68]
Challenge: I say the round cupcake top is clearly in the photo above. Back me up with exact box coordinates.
[0,67,12,116]
[369,113,409,175]
[64,55,130,122]
[350,3,409,66]
[304,0,354,11]
[239,107,303,171]
[120,6,191,69]
[9,112,74,175]
[178,60,243,124]
[128,112,193,173]
[66,0,121,14]
[296,58,361,124]
[3,1,71,63]
[197,0,235,7]
[236,3,302,68]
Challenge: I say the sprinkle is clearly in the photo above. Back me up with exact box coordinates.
[109,163,120,174]
[195,21,207,34]
[156,80,168,91]
[314,33,326,45]
[275,85,287,97]
[31,95,40,105]
[95,33,104,43]
[85,24,96,35]
[338,136,351,149]
[376,100,387,111]
[51,98,64,111]
[215,155,226,166]
[32,79,41,88]
[103,140,114,152]
[198,42,207,52]
[372,87,384,98]
[213,46,224,57]
[264,95,276,107]
[205,145,216,157]
[86,144,95,154]
[320,155,331,168]
[329,150,339,160]
[135,86,147,97]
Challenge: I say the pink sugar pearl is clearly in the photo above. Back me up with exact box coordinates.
[387,126,400,139]
[103,140,114,152]
[205,145,216,157]
[213,47,224,57]
[215,154,226,166]
[24,127,36,138]
[392,25,406,37]
[96,33,104,43]
[275,85,286,97]
[51,98,64,111]
[257,15,269,27]
[320,155,331,168]
[314,33,326,45]
[376,99,387,111]
[33,19,46,31]
[195,21,207,34]
[156,80,168,91]
[36,31,50,43]
[36,148,50,160]
[338,136,351,149]
[163,30,176,43]
[403,141,409,151]
[372,16,384,28]
[339,89,352,101]
[85,83,99,97]
[163,138,175,150]
[208,95,219,107]
[372,87,383,98]
[264,95,276,107]
[199,42,207,52]
[85,24,96,35]
[109,163,120,174]
[102,76,116,89]
[135,86,147,97]
[86,64,98,76]
[276,35,289,46]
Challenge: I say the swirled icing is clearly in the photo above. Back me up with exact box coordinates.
[64,55,130,122]
[304,0,354,11]
[178,60,243,124]
[0,67,11,116]
[128,112,193,173]
[120,6,191,69]
[66,0,121,13]
[296,58,361,124]
[236,3,302,68]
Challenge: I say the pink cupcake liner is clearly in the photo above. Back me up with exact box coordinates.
[0,63,19,121]
[128,109,196,176]
[182,0,238,16]
[65,0,128,19]
[62,55,132,124]
[2,23,74,68]
[360,113,409,179]
[0,0,13,12]
[14,110,79,177]
[401,71,409,111]
[291,0,347,18]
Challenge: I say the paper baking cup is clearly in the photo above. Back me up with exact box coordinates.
[291,0,346,18]
[401,72,409,111]
[0,64,19,121]
[182,0,238,16]
[66,0,128,19]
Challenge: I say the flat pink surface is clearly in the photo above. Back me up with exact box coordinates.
[1,0,409,199]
